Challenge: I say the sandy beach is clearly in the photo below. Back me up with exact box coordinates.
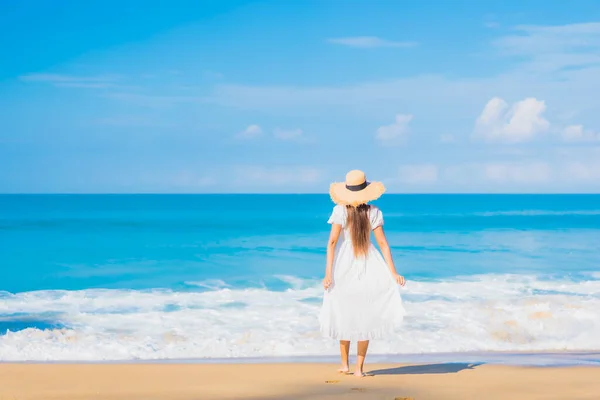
[1,362,599,400]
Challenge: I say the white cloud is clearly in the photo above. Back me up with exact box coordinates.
[438,161,552,187]
[106,92,205,108]
[398,164,438,184]
[327,36,418,48]
[561,161,600,182]
[474,97,550,143]
[168,172,216,189]
[493,22,600,72]
[206,22,600,120]
[95,115,157,127]
[273,128,303,141]
[389,157,600,192]
[236,124,263,139]
[19,73,119,89]
[20,73,110,83]
[392,161,578,192]
[376,114,413,145]
[562,124,600,142]
[57,82,116,89]
[483,161,551,184]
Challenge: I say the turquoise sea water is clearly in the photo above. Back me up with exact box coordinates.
[1,194,600,361]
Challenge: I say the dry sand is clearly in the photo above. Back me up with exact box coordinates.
[1,362,599,400]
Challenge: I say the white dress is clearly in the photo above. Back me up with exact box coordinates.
[319,204,406,341]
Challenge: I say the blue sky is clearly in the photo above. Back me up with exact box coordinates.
[1,0,600,193]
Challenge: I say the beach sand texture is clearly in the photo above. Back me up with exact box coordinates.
[1,363,599,400]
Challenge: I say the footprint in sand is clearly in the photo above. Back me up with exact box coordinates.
[395,397,415,400]
[351,387,366,392]
[325,380,340,384]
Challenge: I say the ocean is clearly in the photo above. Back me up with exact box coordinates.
[1,194,600,362]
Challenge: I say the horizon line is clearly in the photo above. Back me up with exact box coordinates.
[2,193,600,196]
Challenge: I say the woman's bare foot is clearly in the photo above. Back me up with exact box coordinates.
[338,366,350,373]
[353,371,365,377]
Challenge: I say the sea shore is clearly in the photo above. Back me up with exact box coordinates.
[1,360,600,400]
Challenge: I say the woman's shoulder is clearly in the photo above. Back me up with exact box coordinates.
[369,205,384,228]
[332,204,347,216]
[369,204,382,214]
[328,204,347,225]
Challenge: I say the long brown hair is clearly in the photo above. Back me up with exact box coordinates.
[346,204,371,257]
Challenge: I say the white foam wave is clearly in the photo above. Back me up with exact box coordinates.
[1,274,600,361]
[184,279,231,290]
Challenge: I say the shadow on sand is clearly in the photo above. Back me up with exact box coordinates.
[369,362,482,376]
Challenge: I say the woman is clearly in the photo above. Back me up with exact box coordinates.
[319,170,406,377]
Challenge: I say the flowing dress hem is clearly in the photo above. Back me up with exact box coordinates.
[319,313,405,341]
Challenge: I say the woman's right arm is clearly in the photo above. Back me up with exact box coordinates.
[323,223,342,289]
[373,226,406,286]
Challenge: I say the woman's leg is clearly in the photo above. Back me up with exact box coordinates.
[338,340,350,372]
[355,340,369,377]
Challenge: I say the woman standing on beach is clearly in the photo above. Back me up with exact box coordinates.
[320,170,406,377]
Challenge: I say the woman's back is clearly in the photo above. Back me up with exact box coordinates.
[327,204,384,239]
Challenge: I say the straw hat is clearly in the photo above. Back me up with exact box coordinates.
[329,170,386,206]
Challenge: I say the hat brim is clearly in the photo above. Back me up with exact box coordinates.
[329,181,386,206]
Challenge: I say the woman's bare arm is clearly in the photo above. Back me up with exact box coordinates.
[323,224,342,289]
[373,226,406,286]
